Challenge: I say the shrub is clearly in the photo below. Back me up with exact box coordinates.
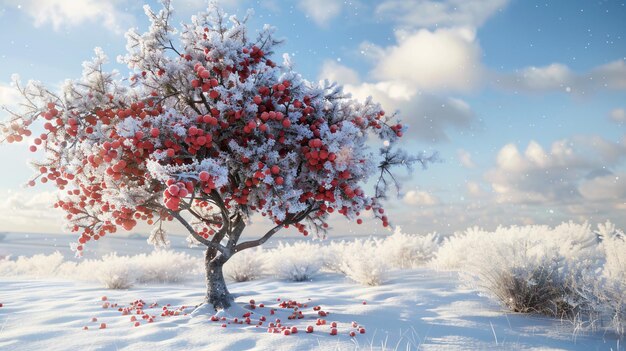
[224,248,265,282]
[267,242,322,282]
[435,221,624,336]
[96,253,134,289]
[0,250,203,289]
[339,239,389,286]
[133,250,200,284]
[381,227,441,269]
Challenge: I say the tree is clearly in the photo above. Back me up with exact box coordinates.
[0,1,433,311]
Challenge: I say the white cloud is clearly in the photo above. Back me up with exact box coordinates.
[457,149,475,168]
[367,27,483,93]
[0,189,65,233]
[375,0,509,29]
[342,80,474,142]
[319,60,360,85]
[403,190,439,206]
[319,60,475,142]
[610,108,626,124]
[11,0,134,34]
[466,181,484,197]
[298,0,342,27]
[579,173,626,202]
[496,60,626,93]
[0,83,22,109]
[485,136,626,204]
[501,64,573,92]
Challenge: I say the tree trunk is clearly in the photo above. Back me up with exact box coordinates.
[204,250,233,311]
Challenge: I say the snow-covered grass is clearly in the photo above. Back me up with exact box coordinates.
[432,221,626,336]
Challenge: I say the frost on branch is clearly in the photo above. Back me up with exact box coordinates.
[0,1,430,259]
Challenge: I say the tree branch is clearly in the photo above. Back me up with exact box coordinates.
[169,210,225,253]
[234,223,282,253]
[234,204,317,253]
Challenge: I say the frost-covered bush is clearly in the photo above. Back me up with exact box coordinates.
[381,227,441,269]
[0,251,67,278]
[132,250,200,284]
[224,248,265,282]
[595,236,626,335]
[465,250,584,318]
[318,238,389,285]
[339,239,389,286]
[320,240,350,274]
[433,221,625,335]
[97,254,134,289]
[0,250,203,289]
[267,242,322,282]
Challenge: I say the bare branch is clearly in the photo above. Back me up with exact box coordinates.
[168,210,226,253]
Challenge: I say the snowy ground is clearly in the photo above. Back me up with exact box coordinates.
[0,233,623,350]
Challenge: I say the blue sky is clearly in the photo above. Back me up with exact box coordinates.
[0,0,625,236]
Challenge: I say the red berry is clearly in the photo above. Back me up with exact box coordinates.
[306,325,314,333]
[199,171,210,182]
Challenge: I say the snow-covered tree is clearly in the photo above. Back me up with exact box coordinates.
[0,1,432,311]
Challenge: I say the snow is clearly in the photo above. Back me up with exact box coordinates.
[0,232,622,350]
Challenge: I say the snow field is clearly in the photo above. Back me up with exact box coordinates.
[1,221,624,339]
